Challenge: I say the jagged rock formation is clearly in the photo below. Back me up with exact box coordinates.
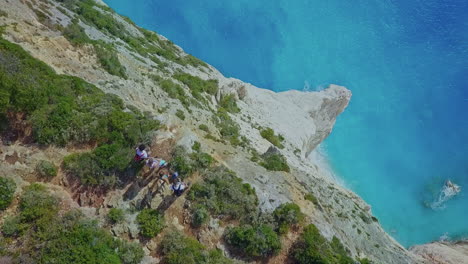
[0,1,463,263]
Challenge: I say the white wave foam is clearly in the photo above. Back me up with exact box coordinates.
[430,180,461,210]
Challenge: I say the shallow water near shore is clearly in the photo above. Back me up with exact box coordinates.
[104,0,468,246]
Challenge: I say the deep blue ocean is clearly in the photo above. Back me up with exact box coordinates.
[104,0,468,247]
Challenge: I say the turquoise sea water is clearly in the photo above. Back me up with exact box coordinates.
[104,0,468,247]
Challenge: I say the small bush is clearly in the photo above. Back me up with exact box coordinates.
[19,183,59,223]
[94,42,127,79]
[260,152,290,172]
[2,216,21,237]
[219,94,240,113]
[291,224,354,264]
[192,141,201,152]
[158,79,190,108]
[136,209,165,238]
[304,193,319,206]
[214,108,241,146]
[191,205,209,227]
[63,20,91,46]
[175,109,185,120]
[161,231,235,264]
[225,224,281,258]
[173,73,219,99]
[260,128,284,149]
[187,166,258,221]
[273,203,304,234]
[107,208,125,224]
[36,160,58,178]
[0,177,16,210]
[198,124,209,132]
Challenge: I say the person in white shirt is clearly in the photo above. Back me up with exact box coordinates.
[134,144,149,162]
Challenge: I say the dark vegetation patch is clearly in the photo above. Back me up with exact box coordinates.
[173,73,218,103]
[0,37,159,188]
[219,94,240,113]
[107,208,125,224]
[59,0,207,68]
[187,166,258,221]
[160,231,235,264]
[35,160,58,179]
[225,224,281,259]
[136,209,165,238]
[0,177,16,211]
[260,151,290,172]
[272,202,304,234]
[213,108,242,146]
[1,184,144,264]
[291,224,354,264]
[260,127,284,149]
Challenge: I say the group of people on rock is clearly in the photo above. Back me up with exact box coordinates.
[134,144,187,196]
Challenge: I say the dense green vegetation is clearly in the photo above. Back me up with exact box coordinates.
[59,0,207,68]
[107,208,125,224]
[260,151,290,172]
[1,184,143,264]
[0,36,159,187]
[273,203,304,234]
[187,166,258,221]
[0,177,16,210]
[225,224,281,258]
[173,73,218,103]
[35,160,58,178]
[136,209,165,238]
[94,41,127,78]
[155,77,191,108]
[213,108,242,146]
[260,127,284,149]
[175,109,186,120]
[160,231,235,264]
[62,19,127,78]
[191,205,209,227]
[304,192,320,207]
[219,94,240,113]
[291,224,354,264]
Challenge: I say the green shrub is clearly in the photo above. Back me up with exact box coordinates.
[198,124,209,132]
[260,152,290,172]
[173,73,219,99]
[175,109,185,120]
[36,160,58,178]
[225,224,281,258]
[63,20,91,46]
[358,258,372,264]
[19,183,59,223]
[187,166,258,221]
[214,108,241,146]
[161,231,234,264]
[273,203,304,234]
[291,224,354,264]
[2,216,21,237]
[3,182,143,263]
[107,208,125,224]
[191,205,209,227]
[0,37,158,149]
[219,94,240,113]
[94,42,127,79]
[260,128,284,149]
[192,141,201,152]
[136,209,165,238]
[171,146,195,177]
[0,177,16,210]
[304,193,319,206]
[158,79,190,108]
[36,211,144,264]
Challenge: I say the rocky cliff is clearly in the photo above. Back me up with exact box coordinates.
[0,0,462,263]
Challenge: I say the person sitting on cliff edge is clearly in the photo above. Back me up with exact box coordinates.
[134,144,149,162]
